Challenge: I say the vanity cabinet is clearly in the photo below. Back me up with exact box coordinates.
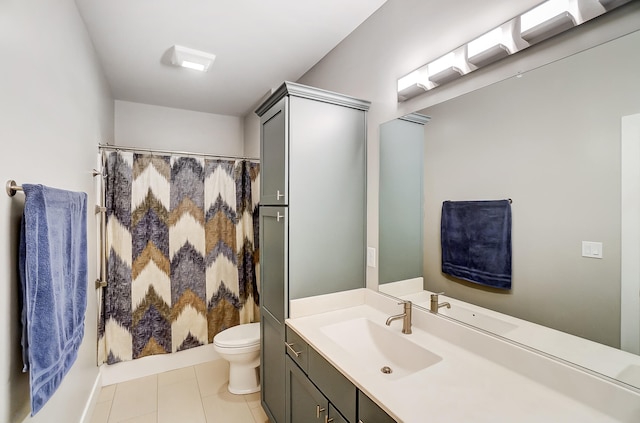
[257,82,370,423]
[357,391,396,423]
[284,325,395,423]
[307,348,356,422]
[286,356,349,423]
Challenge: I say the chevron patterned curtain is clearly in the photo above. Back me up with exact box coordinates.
[98,151,260,364]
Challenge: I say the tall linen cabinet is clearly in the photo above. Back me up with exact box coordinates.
[256,82,370,423]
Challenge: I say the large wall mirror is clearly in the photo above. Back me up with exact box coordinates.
[379,26,640,390]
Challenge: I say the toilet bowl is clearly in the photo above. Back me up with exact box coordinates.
[213,322,261,394]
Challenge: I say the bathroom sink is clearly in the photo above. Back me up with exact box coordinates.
[320,318,442,380]
[437,306,517,335]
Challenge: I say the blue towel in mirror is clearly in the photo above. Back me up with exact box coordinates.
[19,184,88,415]
[441,200,512,290]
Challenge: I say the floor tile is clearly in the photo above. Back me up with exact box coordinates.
[90,360,266,423]
[98,384,117,403]
[195,359,229,397]
[201,390,255,422]
[158,365,196,387]
[243,391,261,409]
[89,401,112,423]
[108,374,158,423]
[158,378,206,423]
[250,405,269,423]
[119,412,157,423]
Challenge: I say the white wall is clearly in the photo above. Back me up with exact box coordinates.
[243,112,261,159]
[115,101,246,156]
[0,1,113,422]
[243,90,274,159]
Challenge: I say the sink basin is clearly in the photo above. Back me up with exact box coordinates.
[438,305,518,335]
[320,318,442,380]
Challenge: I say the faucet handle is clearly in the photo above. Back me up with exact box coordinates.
[431,292,444,298]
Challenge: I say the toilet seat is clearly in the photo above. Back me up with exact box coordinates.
[213,322,260,349]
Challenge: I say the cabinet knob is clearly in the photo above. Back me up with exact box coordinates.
[277,190,284,200]
[277,212,284,222]
[325,416,334,423]
[316,405,325,419]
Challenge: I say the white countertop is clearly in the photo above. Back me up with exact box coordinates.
[287,289,640,423]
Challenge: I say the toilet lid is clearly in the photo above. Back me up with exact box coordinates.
[214,322,260,348]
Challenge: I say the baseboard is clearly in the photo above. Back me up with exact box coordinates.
[80,371,102,423]
[100,344,220,386]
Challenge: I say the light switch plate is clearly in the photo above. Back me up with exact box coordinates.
[582,241,603,259]
[367,247,376,267]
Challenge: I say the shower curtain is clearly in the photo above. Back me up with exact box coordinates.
[98,151,260,364]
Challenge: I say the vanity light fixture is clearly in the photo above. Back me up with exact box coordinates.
[520,0,578,44]
[520,0,605,45]
[170,45,216,72]
[396,0,626,102]
[598,0,630,10]
[468,21,524,68]
[397,67,433,101]
[427,48,473,86]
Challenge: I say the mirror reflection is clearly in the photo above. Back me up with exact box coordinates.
[379,29,640,389]
[379,114,427,285]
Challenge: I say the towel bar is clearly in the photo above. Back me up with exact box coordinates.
[447,198,513,204]
[6,180,23,197]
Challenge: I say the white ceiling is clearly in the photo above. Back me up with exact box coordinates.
[74,0,388,117]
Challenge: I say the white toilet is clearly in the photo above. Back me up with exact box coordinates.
[213,322,261,394]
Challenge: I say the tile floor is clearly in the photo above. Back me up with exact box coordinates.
[90,359,269,423]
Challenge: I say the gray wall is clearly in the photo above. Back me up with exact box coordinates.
[421,30,640,348]
[297,0,640,292]
[0,0,113,421]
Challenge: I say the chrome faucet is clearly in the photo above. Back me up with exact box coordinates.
[385,300,412,334]
[430,292,451,313]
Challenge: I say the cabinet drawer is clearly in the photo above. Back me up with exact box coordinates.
[308,348,356,423]
[285,326,309,371]
[329,404,349,423]
[357,391,396,423]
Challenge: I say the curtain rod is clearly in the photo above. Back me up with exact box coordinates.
[98,144,259,161]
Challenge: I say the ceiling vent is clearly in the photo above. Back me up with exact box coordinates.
[169,45,216,72]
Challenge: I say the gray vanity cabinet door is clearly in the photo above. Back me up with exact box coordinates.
[260,206,287,423]
[260,98,288,205]
[329,404,349,423]
[260,206,287,323]
[308,348,356,422]
[357,391,396,423]
[262,311,286,423]
[285,356,329,423]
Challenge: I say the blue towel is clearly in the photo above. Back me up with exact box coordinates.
[19,184,88,415]
[441,200,512,290]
